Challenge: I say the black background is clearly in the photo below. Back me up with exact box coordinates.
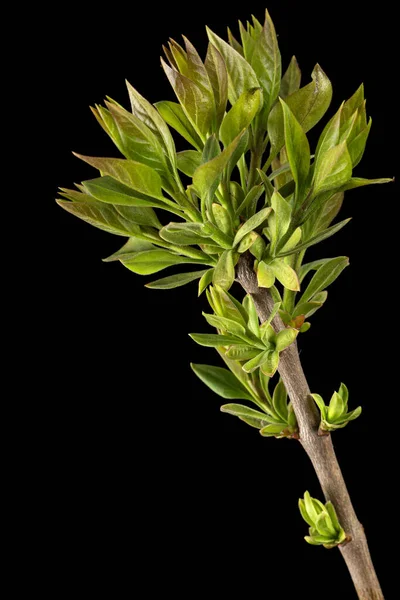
[40,1,396,597]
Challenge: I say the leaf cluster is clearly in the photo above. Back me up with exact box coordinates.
[312,384,361,432]
[299,491,347,548]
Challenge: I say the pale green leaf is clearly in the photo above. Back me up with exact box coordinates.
[122,250,206,275]
[299,256,349,304]
[213,250,235,290]
[280,56,301,98]
[145,269,208,289]
[233,207,272,246]
[191,364,253,400]
[176,150,203,176]
[280,99,310,202]
[155,100,203,150]
[313,142,352,196]
[269,259,300,291]
[220,87,262,147]
[275,328,298,352]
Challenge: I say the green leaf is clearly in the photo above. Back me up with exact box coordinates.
[299,256,349,304]
[233,207,272,246]
[82,176,166,208]
[213,250,235,290]
[270,190,291,252]
[339,383,349,406]
[237,231,258,253]
[103,237,155,262]
[339,177,393,192]
[327,392,345,421]
[235,184,264,217]
[202,313,246,337]
[107,103,168,173]
[250,9,281,115]
[272,380,288,421]
[191,364,253,400]
[206,28,259,104]
[189,333,240,347]
[277,220,351,258]
[193,131,247,206]
[313,142,352,196]
[202,134,221,163]
[311,394,327,419]
[126,81,177,168]
[348,119,372,167]
[280,56,301,98]
[299,498,315,527]
[198,268,215,295]
[243,294,260,337]
[161,58,214,137]
[176,150,203,177]
[205,43,228,129]
[315,512,337,537]
[249,235,266,261]
[257,261,275,288]
[220,87,262,147]
[56,199,141,237]
[343,406,362,422]
[280,99,310,202]
[275,328,298,352]
[243,350,271,373]
[280,227,302,254]
[262,302,281,329]
[155,100,203,150]
[145,269,208,289]
[122,250,207,275]
[314,104,343,167]
[159,222,209,245]
[259,423,285,436]
[220,403,270,423]
[315,192,344,232]
[212,204,232,236]
[268,64,332,156]
[74,154,165,200]
[304,491,318,525]
[260,350,279,376]
[325,501,342,533]
[225,346,260,360]
[293,297,326,319]
[269,259,300,291]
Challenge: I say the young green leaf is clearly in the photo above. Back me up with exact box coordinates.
[159,222,210,245]
[226,346,261,361]
[260,350,279,376]
[193,130,247,205]
[191,364,253,400]
[213,250,235,290]
[275,328,298,352]
[82,176,167,208]
[259,423,286,436]
[279,99,310,202]
[74,155,165,201]
[277,220,351,258]
[269,259,300,291]
[198,268,214,295]
[298,256,349,304]
[272,380,288,421]
[176,150,203,177]
[243,294,260,337]
[233,207,272,246]
[205,43,228,129]
[220,87,262,147]
[339,177,393,192]
[189,333,240,347]
[103,237,155,262]
[202,313,247,337]
[257,261,275,288]
[220,404,270,422]
[212,204,232,236]
[242,350,271,373]
[339,383,349,406]
[280,56,301,98]
[56,199,141,237]
[206,28,259,104]
[327,392,345,421]
[311,394,327,419]
[270,190,291,252]
[126,81,177,168]
[235,184,264,217]
[161,58,214,137]
[313,142,352,196]
[145,269,209,290]
[155,100,203,150]
[250,9,281,115]
[122,250,207,275]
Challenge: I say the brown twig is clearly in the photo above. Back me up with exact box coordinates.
[236,253,384,600]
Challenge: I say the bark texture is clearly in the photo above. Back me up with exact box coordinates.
[236,254,383,600]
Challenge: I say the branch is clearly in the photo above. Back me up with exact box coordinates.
[236,253,384,600]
